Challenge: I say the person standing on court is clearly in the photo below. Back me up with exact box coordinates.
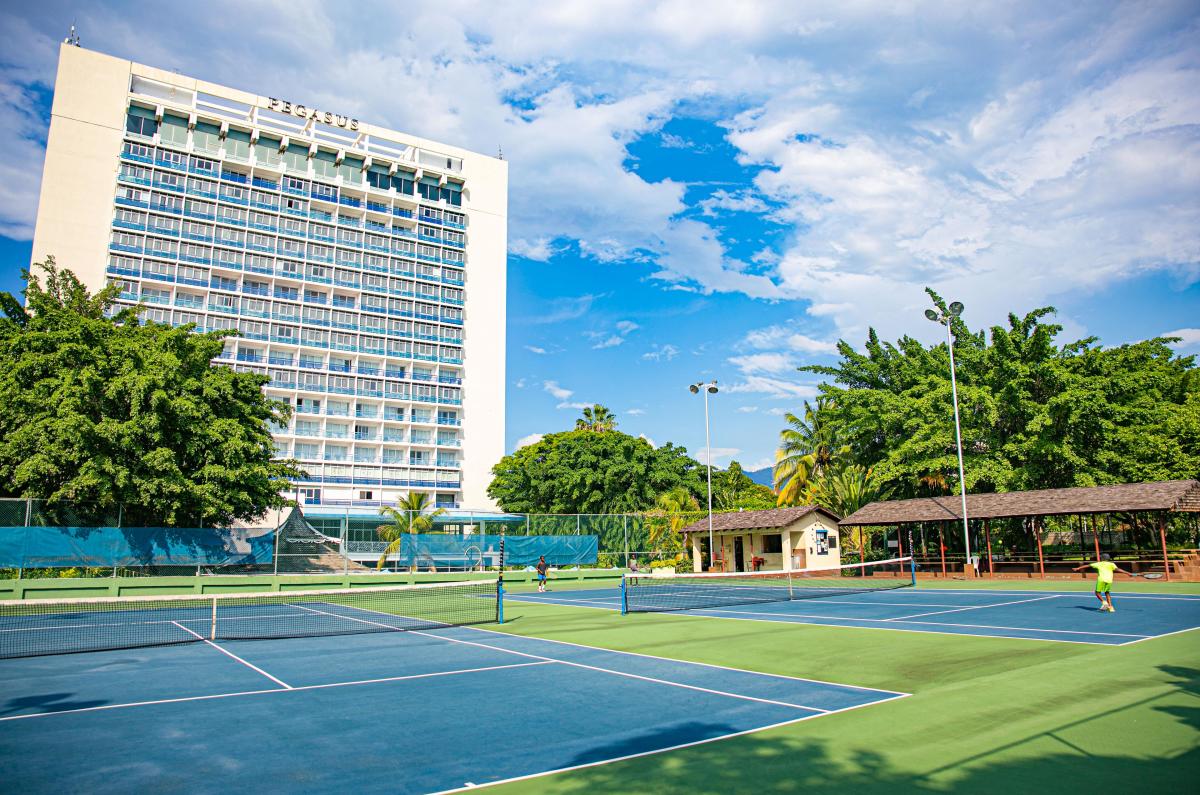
[536,556,550,593]
[628,555,640,586]
[1072,553,1133,612]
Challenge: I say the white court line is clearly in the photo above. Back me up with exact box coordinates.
[326,597,911,696]
[697,608,1151,638]
[1116,625,1200,646]
[0,610,338,635]
[170,621,293,689]
[914,588,1200,601]
[510,594,621,607]
[882,595,1061,621]
[0,660,553,722]
[669,610,1126,646]
[291,604,829,712]
[427,691,912,795]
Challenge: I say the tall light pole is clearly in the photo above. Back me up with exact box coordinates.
[690,380,718,569]
[925,302,971,571]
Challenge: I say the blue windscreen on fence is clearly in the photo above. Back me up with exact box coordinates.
[399,533,597,568]
[0,525,276,569]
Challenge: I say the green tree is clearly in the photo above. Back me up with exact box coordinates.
[574,404,618,432]
[798,288,1200,497]
[773,397,848,505]
[713,460,777,510]
[0,259,303,526]
[644,485,700,560]
[488,430,704,514]
[800,463,892,562]
[374,492,447,569]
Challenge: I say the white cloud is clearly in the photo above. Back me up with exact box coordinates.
[591,335,625,349]
[698,189,775,218]
[524,345,547,355]
[743,324,839,355]
[737,406,759,413]
[514,378,527,388]
[626,408,646,415]
[524,295,602,325]
[515,433,544,450]
[694,446,741,466]
[557,401,592,410]
[642,343,680,361]
[615,320,640,334]
[542,380,573,400]
[725,377,818,400]
[1162,328,1200,353]
[509,237,555,261]
[727,352,796,375]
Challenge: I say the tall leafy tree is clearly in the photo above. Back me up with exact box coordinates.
[574,404,618,432]
[0,259,303,526]
[796,288,1200,497]
[488,430,704,514]
[713,461,777,510]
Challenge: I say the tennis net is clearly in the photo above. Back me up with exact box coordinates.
[622,557,914,613]
[0,579,500,659]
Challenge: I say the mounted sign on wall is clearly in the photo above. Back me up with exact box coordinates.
[266,97,360,131]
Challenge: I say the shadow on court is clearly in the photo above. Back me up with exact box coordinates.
[567,721,735,768]
[1,692,107,716]
[514,666,1200,794]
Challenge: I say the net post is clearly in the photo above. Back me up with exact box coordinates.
[210,597,218,641]
[620,573,628,615]
[908,532,916,587]
[496,578,504,624]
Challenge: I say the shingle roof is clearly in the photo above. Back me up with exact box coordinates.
[838,479,1200,527]
[680,506,841,535]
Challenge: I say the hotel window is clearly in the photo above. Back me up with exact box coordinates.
[218,205,246,224]
[332,310,356,328]
[442,182,463,207]
[444,230,464,246]
[156,171,184,191]
[415,343,436,359]
[283,143,310,173]
[119,163,150,184]
[279,238,303,258]
[446,211,465,227]
[417,176,441,202]
[313,150,337,179]
[295,420,320,437]
[327,400,350,417]
[442,328,462,343]
[276,259,302,279]
[311,182,337,202]
[339,156,364,185]
[141,285,171,304]
[159,113,189,147]
[215,249,243,268]
[337,250,363,268]
[280,217,305,236]
[220,184,246,202]
[294,443,319,459]
[392,239,415,255]
[225,129,251,161]
[183,221,212,239]
[272,324,299,343]
[255,135,282,167]
[210,293,236,313]
[366,254,387,272]
[300,372,324,390]
[392,171,415,195]
[111,231,142,251]
[187,177,217,197]
[308,243,331,261]
[387,340,410,356]
[125,105,158,137]
[363,273,386,292]
[441,307,463,322]
[366,164,391,190]
[193,122,221,154]
[442,249,463,264]
[251,191,279,210]
[215,227,244,247]
[248,233,275,250]
[145,238,178,258]
[283,196,307,214]
[310,223,334,240]
[302,328,329,346]
[283,176,307,193]
[366,233,387,250]
[178,263,208,282]
[303,306,330,325]
[115,208,146,228]
[143,307,170,323]
[241,298,268,316]
[274,284,298,300]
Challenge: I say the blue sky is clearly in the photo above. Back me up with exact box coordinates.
[1,1,1198,474]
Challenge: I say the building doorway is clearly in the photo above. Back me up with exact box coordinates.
[733,536,745,572]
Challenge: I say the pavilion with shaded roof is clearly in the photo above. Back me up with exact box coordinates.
[838,480,1200,580]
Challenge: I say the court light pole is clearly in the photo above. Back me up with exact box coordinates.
[689,380,719,569]
[925,302,972,571]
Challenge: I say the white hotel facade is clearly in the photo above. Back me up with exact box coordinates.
[30,44,507,512]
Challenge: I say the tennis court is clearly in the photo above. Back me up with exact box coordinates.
[508,572,1200,646]
[0,580,906,793]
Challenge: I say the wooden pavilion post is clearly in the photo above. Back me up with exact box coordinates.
[1090,515,1100,561]
[1033,517,1046,579]
[938,523,947,577]
[897,526,904,557]
[984,519,994,577]
[858,526,865,565]
[1159,511,1171,582]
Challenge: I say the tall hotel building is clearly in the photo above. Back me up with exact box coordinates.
[30,44,507,512]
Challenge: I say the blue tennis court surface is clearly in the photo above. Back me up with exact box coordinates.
[507,584,1200,645]
[0,622,906,793]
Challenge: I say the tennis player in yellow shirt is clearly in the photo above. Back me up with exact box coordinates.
[1072,553,1133,612]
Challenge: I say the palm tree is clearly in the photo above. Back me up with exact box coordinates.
[801,463,891,563]
[375,492,447,570]
[773,398,846,505]
[646,486,700,559]
[575,404,618,432]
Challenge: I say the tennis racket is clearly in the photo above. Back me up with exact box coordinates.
[1132,572,1164,580]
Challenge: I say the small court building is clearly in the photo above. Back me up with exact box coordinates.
[682,506,843,573]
